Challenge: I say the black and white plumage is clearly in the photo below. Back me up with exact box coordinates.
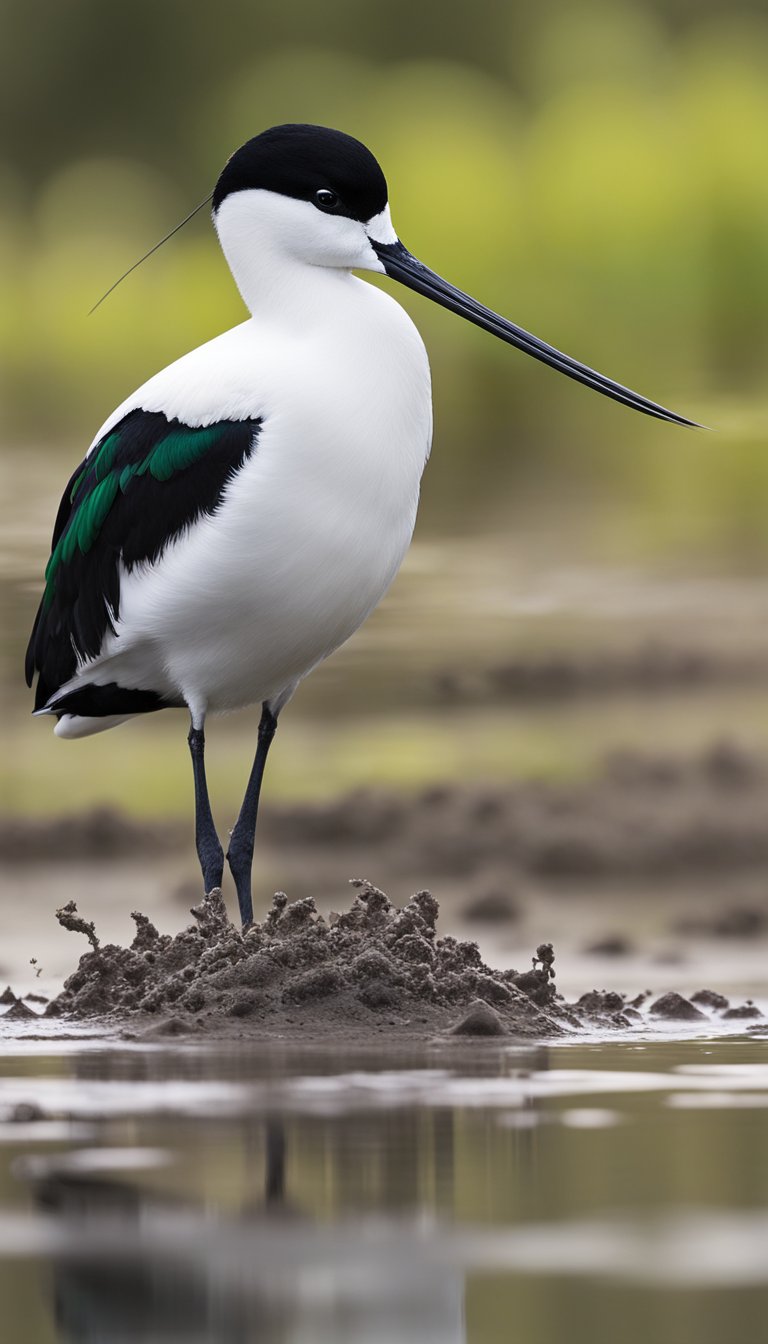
[26,123,695,925]
[26,409,262,718]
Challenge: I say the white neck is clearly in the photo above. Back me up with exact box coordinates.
[213,190,385,326]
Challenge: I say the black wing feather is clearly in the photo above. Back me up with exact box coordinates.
[26,408,261,714]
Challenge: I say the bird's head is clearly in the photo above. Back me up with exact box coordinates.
[212,123,396,272]
[212,122,697,425]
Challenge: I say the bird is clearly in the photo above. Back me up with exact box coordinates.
[25,123,697,928]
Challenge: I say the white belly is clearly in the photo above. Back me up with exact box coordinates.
[96,282,433,714]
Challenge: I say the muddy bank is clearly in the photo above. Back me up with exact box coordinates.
[11,885,756,1043]
[0,808,184,863]
[6,745,768,887]
[266,742,768,884]
[434,643,768,705]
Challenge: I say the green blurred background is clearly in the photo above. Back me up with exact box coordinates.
[3,0,768,820]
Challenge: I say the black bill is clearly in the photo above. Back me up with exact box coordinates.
[374,240,699,428]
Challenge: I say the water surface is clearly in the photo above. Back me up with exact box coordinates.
[0,1030,766,1343]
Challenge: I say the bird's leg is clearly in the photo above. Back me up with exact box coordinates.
[226,703,278,929]
[187,721,224,893]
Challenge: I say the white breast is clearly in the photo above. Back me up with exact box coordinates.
[95,275,433,714]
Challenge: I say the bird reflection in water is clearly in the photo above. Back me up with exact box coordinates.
[25,1114,474,1344]
[19,1042,549,1342]
[31,1120,298,1343]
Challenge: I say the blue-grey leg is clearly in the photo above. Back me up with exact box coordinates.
[188,723,224,893]
[227,703,278,928]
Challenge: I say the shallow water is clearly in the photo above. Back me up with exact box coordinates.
[0,1029,767,1343]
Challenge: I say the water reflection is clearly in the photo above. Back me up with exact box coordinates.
[27,1116,470,1344]
[0,1039,767,1342]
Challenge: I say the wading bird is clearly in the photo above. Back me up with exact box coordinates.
[25,124,696,927]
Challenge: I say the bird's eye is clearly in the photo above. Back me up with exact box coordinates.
[314,188,339,211]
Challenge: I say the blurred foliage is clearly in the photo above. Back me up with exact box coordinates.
[2,0,768,561]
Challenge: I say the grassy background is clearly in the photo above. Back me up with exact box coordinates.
[2,0,767,556]
[3,0,768,815]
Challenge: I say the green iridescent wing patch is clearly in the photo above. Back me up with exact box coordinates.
[45,420,240,603]
[26,408,261,710]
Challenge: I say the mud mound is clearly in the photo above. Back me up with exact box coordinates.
[41,886,761,1042]
[2,885,755,1042]
[0,807,184,862]
[47,884,569,1039]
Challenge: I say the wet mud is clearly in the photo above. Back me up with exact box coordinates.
[434,644,768,705]
[266,742,768,887]
[7,746,768,896]
[45,885,563,1040]
[0,807,184,862]
[15,885,760,1043]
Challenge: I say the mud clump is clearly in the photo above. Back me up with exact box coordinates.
[56,901,100,950]
[48,883,566,1040]
[449,1000,506,1036]
[722,1001,763,1021]
[3,1000,39,1021]
[573,990,639,1028]
[649,991,705,1022]
[690,989,730,1012]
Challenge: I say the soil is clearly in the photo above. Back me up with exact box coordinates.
[7,745,768,895]
[44,884,564,1040]
[0,807,184,862]
[690,989,730,1011]
[648,991,706,1022]
[11,884,758,1043]
[434,644,768,705]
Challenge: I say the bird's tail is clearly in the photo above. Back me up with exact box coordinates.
[52,713,134,739]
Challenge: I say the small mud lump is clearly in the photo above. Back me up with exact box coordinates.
[690,989,729,1012]
[649,992,705,1022]
[722,1001,763,1020]
[449,1000,506,1036]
